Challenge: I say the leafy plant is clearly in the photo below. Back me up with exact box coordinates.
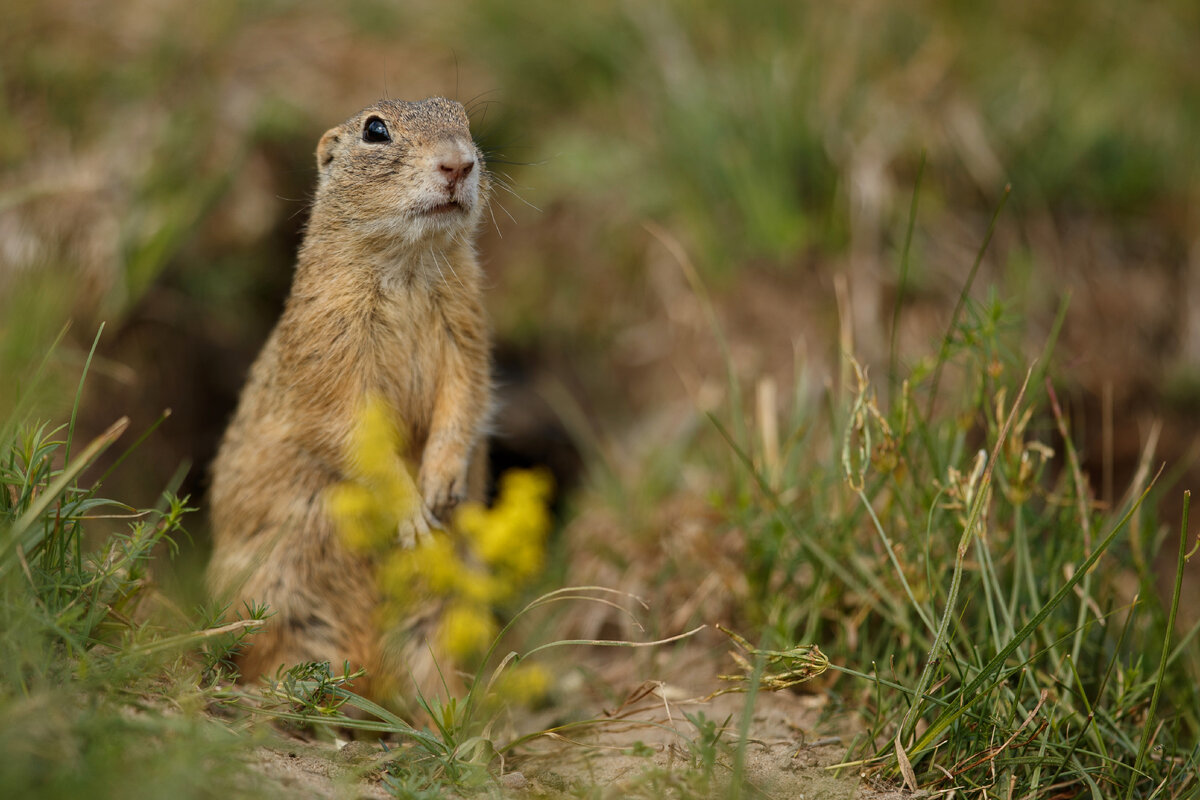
[0,334,266,799]
[681,711,732,780]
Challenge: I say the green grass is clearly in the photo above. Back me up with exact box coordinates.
[694,249,1200,795]
[0,350,269,799]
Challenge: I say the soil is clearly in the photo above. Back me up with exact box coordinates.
[246,700,904,800]
[244,640,913,799]
[509,691,869,800]
[250,742,393,800]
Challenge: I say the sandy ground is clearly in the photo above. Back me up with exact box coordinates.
[251,741,394,800]
[247,696,913,800]
[509,690,876,799]
[244,641,917,799]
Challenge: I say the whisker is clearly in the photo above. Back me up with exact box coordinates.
[493,180,541,213]
[465,91,502,117]
[287,201,313,222]
[427,245,449,290]
[488,202,504,239]
[438,248,466,290]
[485,156,544,168]
[465,89,500,106]
[493,169,532,191]
[493,197,518,226]
[466,93,505,131]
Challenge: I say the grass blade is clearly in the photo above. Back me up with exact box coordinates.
[897,366,1032,748]
[889,150,925,408]
[1126,490,1189,799]
[924,183,1011,419]
[63,323,105,468]
[904,468,1160,765]
[0,416,129,571]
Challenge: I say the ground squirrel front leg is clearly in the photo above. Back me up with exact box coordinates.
[420,349,488,524]
[420,429,472,523]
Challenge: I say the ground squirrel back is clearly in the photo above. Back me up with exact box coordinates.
[206,97,492,698]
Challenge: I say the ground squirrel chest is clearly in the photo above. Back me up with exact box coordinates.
[206,96,494,696]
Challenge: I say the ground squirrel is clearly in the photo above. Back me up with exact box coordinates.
[207,97,492,696]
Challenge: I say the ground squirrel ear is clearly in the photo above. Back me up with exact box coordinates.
[316,129,341,171]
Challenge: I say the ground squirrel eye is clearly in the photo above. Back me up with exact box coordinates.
[363,118,391,143]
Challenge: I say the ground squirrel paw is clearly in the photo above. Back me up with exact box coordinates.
[396,504,437,548]
[420,470,467,525]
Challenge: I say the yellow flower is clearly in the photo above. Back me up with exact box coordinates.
[330,409,556,671]
[457,468,554,590]
[438,602,498,660]
[326,483,376,552]
[492,663,551,705]
[327,394,421,555]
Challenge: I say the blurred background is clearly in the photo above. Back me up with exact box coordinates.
[2,0,1198,607]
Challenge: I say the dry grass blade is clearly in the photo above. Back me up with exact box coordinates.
[520,624,705,660]
[951,688,1049,776]
[704,623,828,699]
[894,739,917,792]
[124,619,265,659]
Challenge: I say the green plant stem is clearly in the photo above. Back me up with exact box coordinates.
[904,469,1160,766]
[95,409,173,488]
[897,366,1031,748]
[1126,490,1189,799]
[0,417,128,572]
[64,324,105,469]
[0,323,70,451]
[711,412,904,620]
[924,184,1011,420]
[973,534,1008,653]
[1047,602,1135,790]
[855,488,936,638]
[729,646,764,800]
[1046,379,1098,666]
[889,151,925,409]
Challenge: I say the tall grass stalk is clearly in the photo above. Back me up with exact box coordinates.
[897,367,1032,749]
[924,183,1011,424]
[1126,490,1189,799]
[888,150,925,410]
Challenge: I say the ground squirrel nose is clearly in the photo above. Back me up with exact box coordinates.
[439,156,475,189]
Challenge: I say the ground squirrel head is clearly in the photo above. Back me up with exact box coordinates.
[313,97,489,247]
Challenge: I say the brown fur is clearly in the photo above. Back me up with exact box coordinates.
[207,98,492,698]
